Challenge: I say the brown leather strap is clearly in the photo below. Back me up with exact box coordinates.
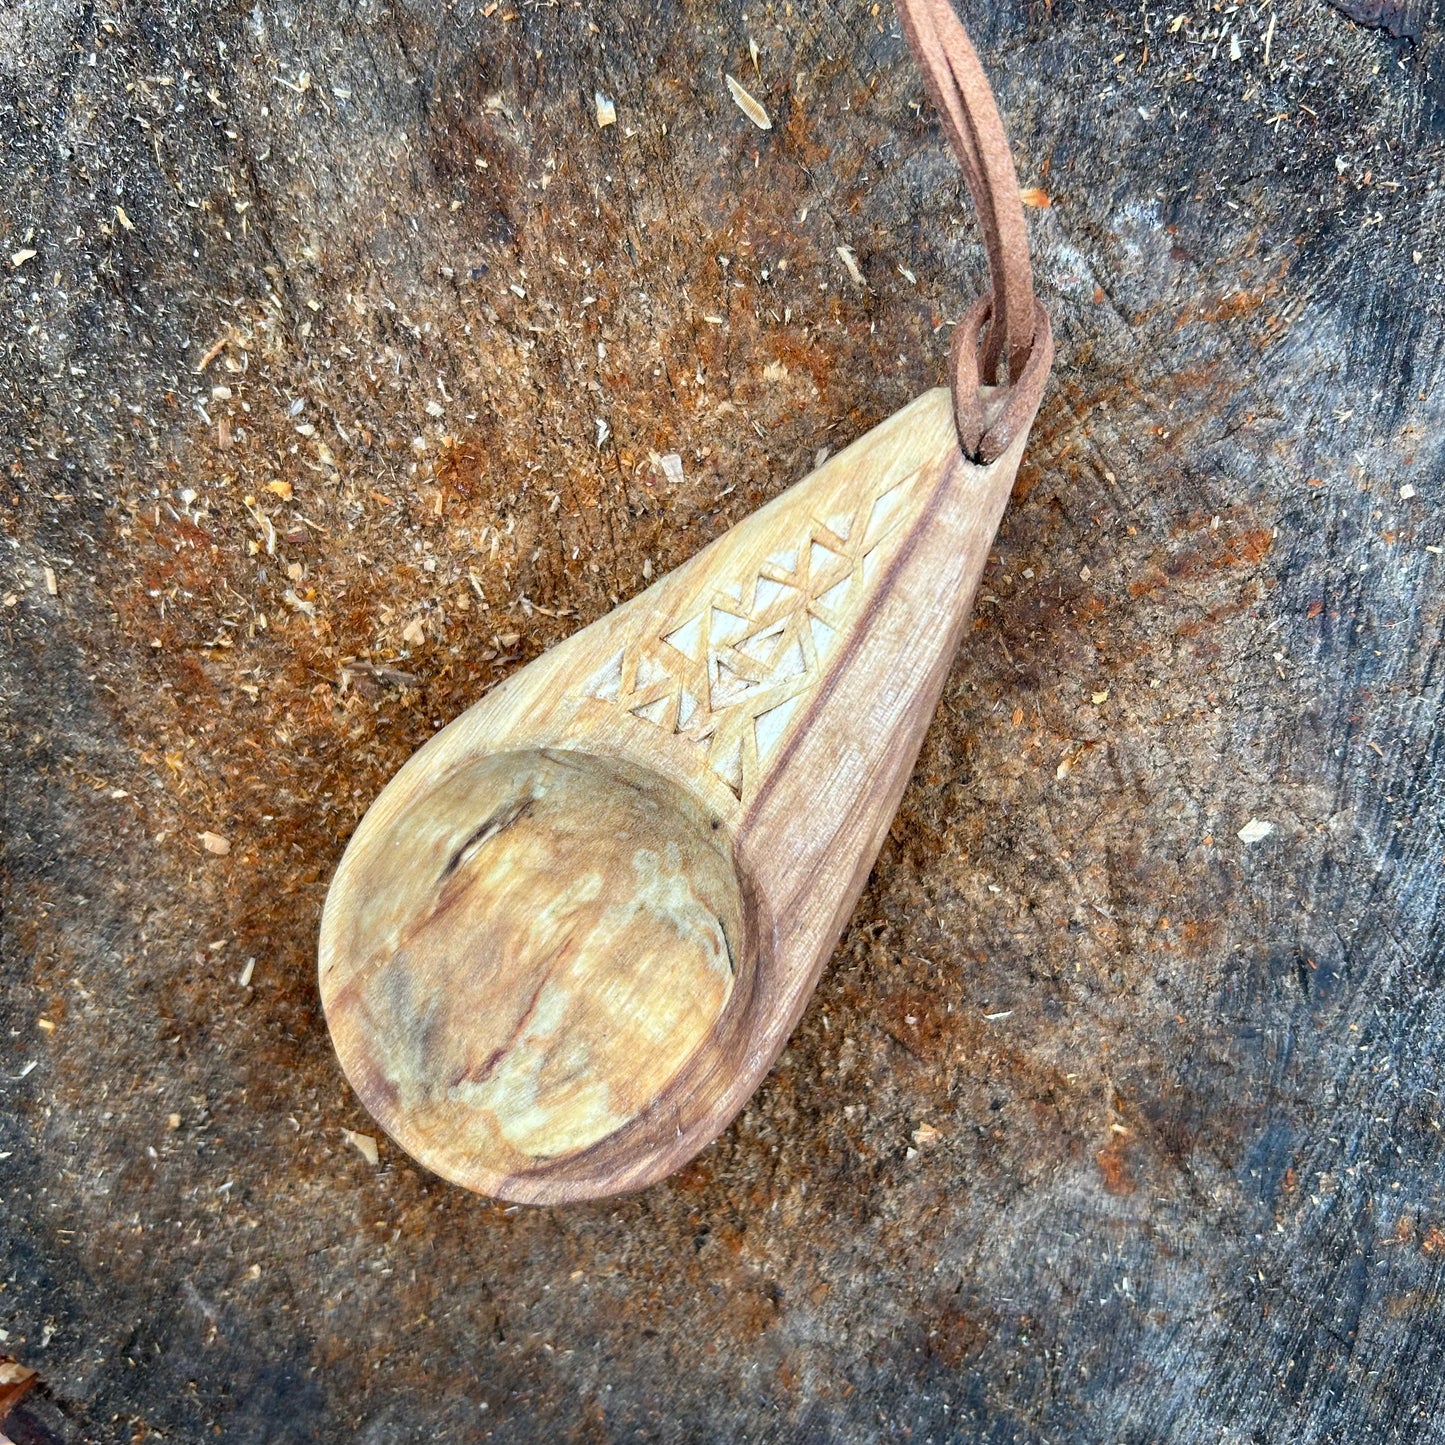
[896,0,1051,462]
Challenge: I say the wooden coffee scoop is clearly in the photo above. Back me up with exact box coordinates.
[318,0,1053,1203]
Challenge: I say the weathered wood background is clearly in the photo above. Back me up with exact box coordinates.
[2,0,1443,1439]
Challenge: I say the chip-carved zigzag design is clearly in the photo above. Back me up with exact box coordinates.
[587,465,924,802]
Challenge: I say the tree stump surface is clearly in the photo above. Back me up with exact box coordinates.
[2,0,1443,1440]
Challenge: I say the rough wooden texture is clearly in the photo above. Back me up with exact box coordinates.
[1,0,1443,1440]
[321,389,1031,1202]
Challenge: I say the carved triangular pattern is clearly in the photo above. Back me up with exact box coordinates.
[591,464,923,800]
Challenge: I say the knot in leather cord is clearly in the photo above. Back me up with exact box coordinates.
[895,0,1052,463]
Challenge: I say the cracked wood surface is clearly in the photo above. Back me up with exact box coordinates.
[2,0,1444,1441]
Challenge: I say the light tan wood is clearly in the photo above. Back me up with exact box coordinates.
[319,385,1038,1202]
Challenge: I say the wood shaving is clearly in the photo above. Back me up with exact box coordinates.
[595,92,616,128]
[0,1355,38,1418]
[343,1128,380,1166]
[194,333,230,372]
[1237,818,1274,844]
[242,495,277,555]
[836,245,864,286]
[726,74,772,130]
[1056,742,1087,779]
[340,661,417,696]
[199,831,231,855]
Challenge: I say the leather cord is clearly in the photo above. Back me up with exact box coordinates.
[895,0,1052,462]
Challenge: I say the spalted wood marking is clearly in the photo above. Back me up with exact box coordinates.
[2,0,1444,1440]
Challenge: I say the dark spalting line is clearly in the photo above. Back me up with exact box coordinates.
[407,799,537,933]
[720,913,738,977]
[326,802,535,1011]
[436,797,536,888]
[449,966,550,1092]
[353,1049,404,1123]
